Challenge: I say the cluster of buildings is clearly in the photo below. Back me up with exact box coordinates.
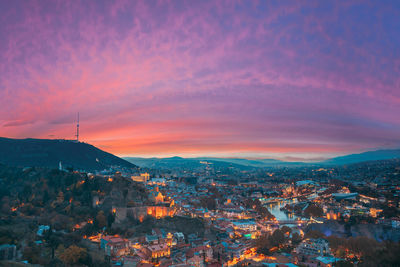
[86,230,217,267]
[85,164,399,266]
[3,156,399,266]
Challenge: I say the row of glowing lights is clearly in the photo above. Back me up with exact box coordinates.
[226,247,278,266]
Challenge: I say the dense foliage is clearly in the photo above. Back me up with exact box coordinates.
[0,164,146,266]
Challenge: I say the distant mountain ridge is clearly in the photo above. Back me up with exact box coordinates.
[323,149,400,165]
[0,137,137,171]
[124,156,305,169]
[1,137,398,171]
[125,149,400,168]
[123,156,256,170]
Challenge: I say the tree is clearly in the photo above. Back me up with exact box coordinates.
[255,234,273,255]
[107,211,115,228]
[23,244,41,264]
[81,222,96,236]
[381,206,399,219]
[304,204,323,218]
[43,190,50,204]
[96,210,107,229]
[326,235,346,255]
[256,206,274,220]
[271,229,285,247]
[347,236,377,257]
[291,232,302,245]
[48,235,61,259]
[305,230,325,239]
[281,226,292,235]
[123,188,129,200]
[200,196,217,210]
[43,226,61,259]
[336,248,347,259]
[255,230,285,255]
[245,198,274,220]
[58,245,87,265]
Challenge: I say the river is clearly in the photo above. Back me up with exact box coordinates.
[266,198,298,221]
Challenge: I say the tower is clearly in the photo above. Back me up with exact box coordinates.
[75,112,79,142]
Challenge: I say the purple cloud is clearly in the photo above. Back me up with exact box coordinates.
[0,0,399,159]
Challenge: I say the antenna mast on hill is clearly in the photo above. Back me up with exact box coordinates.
[75,112,79,142]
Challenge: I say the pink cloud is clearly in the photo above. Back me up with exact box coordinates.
[0,1,399,159]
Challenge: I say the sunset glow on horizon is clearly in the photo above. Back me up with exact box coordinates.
[1,1,400,160]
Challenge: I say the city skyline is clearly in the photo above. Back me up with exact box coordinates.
[1,1,399,160]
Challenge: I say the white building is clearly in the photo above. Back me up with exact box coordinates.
[296,238,330,256]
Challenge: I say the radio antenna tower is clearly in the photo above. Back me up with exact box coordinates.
[75,112,80,142]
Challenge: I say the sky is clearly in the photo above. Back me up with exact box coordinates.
[1,0,400,161]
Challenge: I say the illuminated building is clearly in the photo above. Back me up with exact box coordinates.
[148,187,165,204]
[147,206,175,219]
[232,220,257,231]
[131,173,150,183]
[166,232,173,247]
[369,208,383,218]
[147,178,166,186]
[326,209,340,220]
[92,196,100,207]
[145,243,170,260]
[296,238,330,256]
[114,206,176,222]
[101,235,131,257]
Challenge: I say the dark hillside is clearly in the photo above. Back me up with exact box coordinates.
[0,137,137,171]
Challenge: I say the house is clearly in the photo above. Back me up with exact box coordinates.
[392,218,400,228]
[186,245,213,262]
[37,225,50,236]
[101,235,131,257]
[223,208,247,219]
[106,238,131,257]
[232,220,257,231]
[146,234,159,244]
[296,238,330,256]
[325,208,341,220]
[187,253,205,267]
[0,244,16,261]
[174,232,185,243]
[131,173,150,183]
[144,243,171,260]
[296,180,319,187]
[369,208,382,218]
[101,235,119,249]
[121,255,141,267]
[148,187,165,204]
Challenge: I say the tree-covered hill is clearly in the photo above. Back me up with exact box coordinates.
[0,137,137,171]
[0,164,148,266]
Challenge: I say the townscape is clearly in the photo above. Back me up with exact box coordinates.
[1,156,399,266]
[1,1,400,266]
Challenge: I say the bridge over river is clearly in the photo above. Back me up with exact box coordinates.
[265,219,308,225]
